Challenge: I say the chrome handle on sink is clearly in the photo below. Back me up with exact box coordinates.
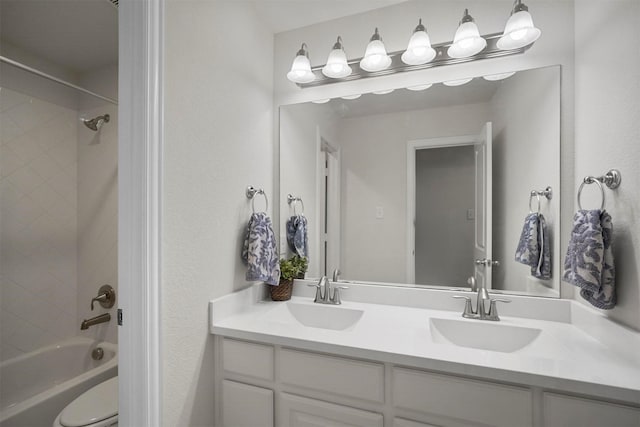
[486,298,511,321]
[331,286,349,305]
[452,295,476,318]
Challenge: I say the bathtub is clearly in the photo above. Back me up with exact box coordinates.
[0,337,117,427]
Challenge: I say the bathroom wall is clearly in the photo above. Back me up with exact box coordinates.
[490,69,560,296]
[337,103,491,282]
[77,65,119,345]
[162,1,274,425]
[574,0,640,331]
[0,85,79,361]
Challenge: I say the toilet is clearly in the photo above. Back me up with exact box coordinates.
[53,377,118,427]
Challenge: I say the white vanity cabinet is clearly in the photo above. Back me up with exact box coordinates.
[215,337,640,427]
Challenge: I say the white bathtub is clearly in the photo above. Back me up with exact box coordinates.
[0,337,117,427]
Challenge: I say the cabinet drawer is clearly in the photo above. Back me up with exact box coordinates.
[543,392,640,427]
[280,348,384,403]
[223,338,274,381]
[222,380,273,427]
[392,367,532,427]
[278,392,383,427]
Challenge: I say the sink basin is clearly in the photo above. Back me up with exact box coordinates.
[284,302,364,331]
[429,317,541,353]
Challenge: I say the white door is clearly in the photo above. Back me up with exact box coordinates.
[473,122,493,289]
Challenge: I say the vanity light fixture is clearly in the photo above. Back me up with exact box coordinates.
[286,43,315,84]
[322,36,352,79]
[341,94,362,100]
[360,28,392,72]
[447,9,487,58]
[406,84,433,91]
[497,0,541,50]
[372,89,394,95]
[401,19,436,66]
[483,71,516,81]
[443,78,473,86]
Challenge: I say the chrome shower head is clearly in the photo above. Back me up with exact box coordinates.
[83,114,110,131]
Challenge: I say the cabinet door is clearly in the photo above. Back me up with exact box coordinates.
[543,392,640,427]
[222,380,273,427]
[278,393,383,427]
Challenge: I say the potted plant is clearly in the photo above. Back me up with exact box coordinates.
[271,256,308,301]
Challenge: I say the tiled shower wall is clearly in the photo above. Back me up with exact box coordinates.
[0,87,79,361]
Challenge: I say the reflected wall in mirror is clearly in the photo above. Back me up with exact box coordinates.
[280,65,560,297]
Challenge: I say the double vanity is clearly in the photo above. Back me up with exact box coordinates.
[210,282,640,427]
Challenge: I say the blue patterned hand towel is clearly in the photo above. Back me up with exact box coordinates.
[563,210,615,309]
[515,213,551,280]
[286,214,308,258]
[241,212,280,286]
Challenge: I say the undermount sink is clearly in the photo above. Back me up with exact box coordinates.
[284,302,364,331]
[429,317,541,353]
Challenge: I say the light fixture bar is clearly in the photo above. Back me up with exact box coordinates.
[296,32,531,88]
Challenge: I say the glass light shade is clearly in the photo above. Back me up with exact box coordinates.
[311,98,331,104]
[372,89,394,95]
[322,48,351,78]
[497,10,541,50]
[287,52,315,84]
[406,84,433,91]
[341,94,361,100]
[443,78,473,86]
[360,30,392,72]
[447,22,487,58]
[401,30,436,66]
[483,71,516,81]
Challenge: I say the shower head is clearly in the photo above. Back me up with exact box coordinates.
[83,114,110,131]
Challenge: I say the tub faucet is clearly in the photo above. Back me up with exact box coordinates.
[453,276,511,321]
[81,313,111,330]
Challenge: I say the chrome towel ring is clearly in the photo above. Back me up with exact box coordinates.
[246,185,269,213]
[576,169,622,211]
[287,194,305,215]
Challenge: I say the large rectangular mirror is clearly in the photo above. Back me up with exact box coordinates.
[280,65,560,297]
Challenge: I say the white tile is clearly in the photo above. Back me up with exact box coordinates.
[0,145,26,178]
[7,132,46,163]
[0,87,29,113]
[6,165,45,194]
[0,345,24,362]
[7,321,45,352]
[0,114,24,145]
[47,138,77,168]
[0,309,23,342]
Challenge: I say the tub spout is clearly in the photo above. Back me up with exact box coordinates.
[80,313,111,330]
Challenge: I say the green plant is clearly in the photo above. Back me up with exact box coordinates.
[280,255,308,281]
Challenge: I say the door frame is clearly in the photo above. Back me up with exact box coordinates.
[406,135,477,284]
[118,0,163,425]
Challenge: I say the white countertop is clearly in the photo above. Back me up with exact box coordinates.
[210,283,640,405]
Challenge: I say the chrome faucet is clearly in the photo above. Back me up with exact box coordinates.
[80,313,111,330]
[453,276,511,321]
[308,275,348,305]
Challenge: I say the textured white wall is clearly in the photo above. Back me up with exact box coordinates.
[491,68,561,295]
[162,1,274,425]
[574,0,640,330]
[0,86,79,361]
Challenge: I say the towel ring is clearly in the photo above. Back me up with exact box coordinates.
[287,194,305,215]
[246,186,269,213]
[577,176,605,211]
[529,191,541,213]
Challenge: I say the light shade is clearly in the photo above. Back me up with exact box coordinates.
[447,9,487,59]
[322,37,352,79]
[406,84,433,91]
[360,28,392,72]
[401,19,436,66]
[372,89,394,95]
[497,1,541,50]
[483,71,516,81]
[443,78,473,86]
[286,43,315,84]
